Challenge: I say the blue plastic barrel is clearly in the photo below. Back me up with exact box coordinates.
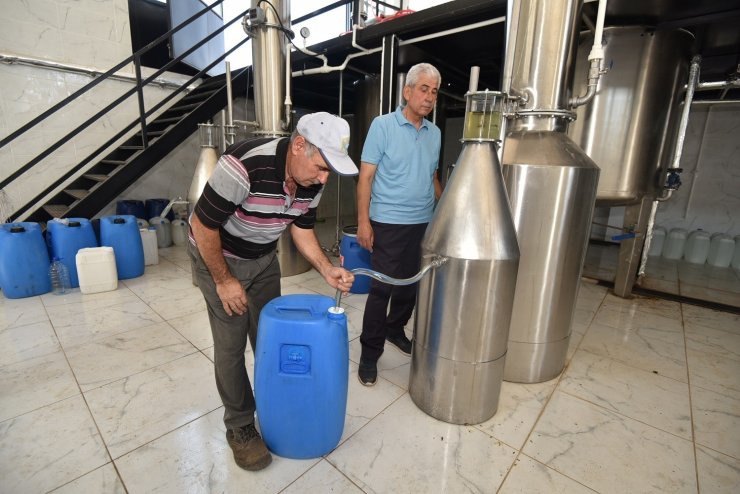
[340,226,372,294]
[145,198,174,220]
[99,215,145,280]
[116,200,146,220]
[46,218,98,288]
[255,294,348,459]
[0,223,51,298]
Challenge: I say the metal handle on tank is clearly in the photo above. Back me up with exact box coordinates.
[333,256,449,308]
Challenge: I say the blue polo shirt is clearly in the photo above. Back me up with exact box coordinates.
[361,106,441,224]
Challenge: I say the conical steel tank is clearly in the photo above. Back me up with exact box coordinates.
[410,91,519,425]
[501,0,600,383]
[502,120,599,382]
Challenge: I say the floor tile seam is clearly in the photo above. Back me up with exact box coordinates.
[590,318,686,335]
[160,318,213,352]
[39,291,142,311]
[497,367,567,492]
[318,459,370,494]
[0,388,82,426]
[681,303,703,494]
[686,378,740,402]
[0,343,64,370]
[44,461,128,494]
[609,309,685,325]
[77,348,207,394]
[574,347,693,386]
[693,442,740,462]
[562,328,693,382]
[683,321,740,338]
[276,459,361,494]
[685,342,740,366]
[335,386,408,451]
[557,388,695,443]
[44,332,123,489]
[108,404,224,463]
[54,316,175,352]
[497,452,600,494]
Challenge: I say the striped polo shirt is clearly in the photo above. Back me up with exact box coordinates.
[190,137,323,259]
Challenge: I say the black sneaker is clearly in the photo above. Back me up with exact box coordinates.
[358,358,377,386]
[226,423,272,471]
[386,332,412,355]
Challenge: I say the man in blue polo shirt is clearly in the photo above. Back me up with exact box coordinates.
[356,63,442,386]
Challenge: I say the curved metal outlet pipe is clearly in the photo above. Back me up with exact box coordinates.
[333,256,449,308]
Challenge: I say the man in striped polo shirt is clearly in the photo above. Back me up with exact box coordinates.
[188,112,358,471]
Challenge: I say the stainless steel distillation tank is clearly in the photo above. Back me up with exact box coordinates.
[568,26,694,205]
[249,0,291,137]
[409,90,520,425]
[247,0,309,275]
[502,0,600,383]
[187,123,220,210]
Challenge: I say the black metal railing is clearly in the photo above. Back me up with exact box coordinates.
[0,0,250,219]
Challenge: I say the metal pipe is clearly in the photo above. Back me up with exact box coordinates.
[397,16,506,47]
[695,80,740,91]
[333,256,448,308]
[225,61,234,126]
[569,0,608,107]
[292,48,382,77]
[669,56,701,171]
[468,66,480,93]
[657,55,701,201]
[220,110,227,150]
[333,71,345,252]
[293,16,505,79]
[691,99,740,105]
[352,23,372,52]
[0,54,193,90]
[637,200,659,276]
[283,39,293,130]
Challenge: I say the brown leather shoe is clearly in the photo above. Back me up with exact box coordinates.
[226,424,272,471]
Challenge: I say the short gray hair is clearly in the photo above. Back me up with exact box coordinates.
[405,63,441,90]
[290,129,318,157]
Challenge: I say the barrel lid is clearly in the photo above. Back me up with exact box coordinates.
[9,226,25,233]
[113,217,126,224]
[68,221,81,227]
[342,225,358,237]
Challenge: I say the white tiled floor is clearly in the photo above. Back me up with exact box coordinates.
[1,232,739,493]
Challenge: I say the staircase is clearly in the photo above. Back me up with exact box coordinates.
[24,70,247,223]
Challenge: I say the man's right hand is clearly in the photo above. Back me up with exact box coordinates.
[357,221,374,252]
[216,276,248,316]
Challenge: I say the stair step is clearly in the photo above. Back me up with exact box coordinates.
[167,102,201,112]
[183,89,218,101]
[100,160,126,166]
[65,189,89,200]
[146,130,165,137]
[43,205,68,218]
[119,145,143,151]
[154,116,183,124]
[83,173,108,182]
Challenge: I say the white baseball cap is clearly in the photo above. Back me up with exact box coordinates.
[296,112,359,176]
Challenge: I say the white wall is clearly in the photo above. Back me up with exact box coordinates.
[0,0,189,221]
[0,0,133,72]
[654,103,740,237]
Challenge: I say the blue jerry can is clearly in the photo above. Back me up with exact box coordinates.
[254,294,349,459]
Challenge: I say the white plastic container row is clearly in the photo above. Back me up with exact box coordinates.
[649,226,738,268]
